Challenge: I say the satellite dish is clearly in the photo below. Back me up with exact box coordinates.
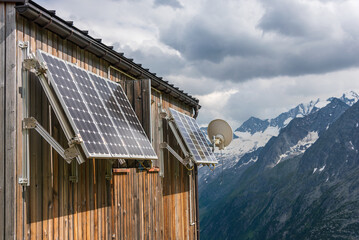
[207,119,233,150]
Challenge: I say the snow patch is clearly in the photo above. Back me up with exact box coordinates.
[340,91,359,106]
[316,99,330,108]
[349,141,355,150]
[319,165,326,172]
[278,131,319,164]
[283,117,293,126]
[218,127,280,169]
[313,168,317,174]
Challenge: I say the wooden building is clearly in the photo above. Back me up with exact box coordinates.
[0,1,215,239]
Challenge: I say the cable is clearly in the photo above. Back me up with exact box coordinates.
[207,164,216,171]
[185,164,195,171]
[138,160,151,171]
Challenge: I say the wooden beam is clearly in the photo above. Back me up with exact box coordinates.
[4,3,17,239]
[112,168,130,173]
[148,168,160,173]
[0,3,6,239]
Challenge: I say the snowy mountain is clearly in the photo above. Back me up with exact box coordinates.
[329,90,359,106]
[235,99,320,134]
[200,97,359,240]
[198,91,359,197]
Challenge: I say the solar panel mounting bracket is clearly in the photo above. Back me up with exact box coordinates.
[23,117,80,163]
[159,109,194,167]
[160,142,193,168]
[23,54,86,164]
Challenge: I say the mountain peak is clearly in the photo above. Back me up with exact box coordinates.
[339,91,359,106]
[235,117,269,134]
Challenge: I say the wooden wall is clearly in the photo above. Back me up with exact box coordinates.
[0,3,17,240]
[0,5,198,239]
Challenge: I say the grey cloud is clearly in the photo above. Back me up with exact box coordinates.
[196,38,359,82]
[161,18,270,63]
[257,0,313,37]
[158,0,359,82]
[154,0,182,9]
[114,43,186,76]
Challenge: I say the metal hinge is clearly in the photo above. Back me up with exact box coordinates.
[68,134,83,147]
[22,57,48,76]
[18,41,28,49]
[22,58,38,71]
[22,117,37,129]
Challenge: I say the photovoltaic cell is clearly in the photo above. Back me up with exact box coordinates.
[39,52,110,157]
[89,73,145,157]
[67,64,129,158]
[169,108,217,164]
[106,80,157,159]
[38,50,157,160]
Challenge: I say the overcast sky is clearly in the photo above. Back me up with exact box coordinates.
[38,0,359,127]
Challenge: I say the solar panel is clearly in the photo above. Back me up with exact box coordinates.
[39,52,110,158]
[105,79,157,159]
[37,50,157,160]
[169,108,217,164]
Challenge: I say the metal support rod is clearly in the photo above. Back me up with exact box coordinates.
[19,41,31,186]
[160,142,192,167]
[189,172,196,226]
[105,159,115,180]
[69,160,78,183]
[23,117,80,162]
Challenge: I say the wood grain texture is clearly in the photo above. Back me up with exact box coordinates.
[5,3,17,239]
[11,14,197,240]
[0,3,6,240]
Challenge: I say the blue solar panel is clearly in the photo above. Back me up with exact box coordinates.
[67,64,129,158]
[169,108,217,164]
[38,50,157,160]
[105,79,157,159]
[39,52,110,157]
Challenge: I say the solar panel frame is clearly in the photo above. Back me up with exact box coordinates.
[66,63,132,159]
[90,73,157,159]
[104,77,158,160]
[37,50,157,160]
[37,50,111,158]
[169,108,218,164]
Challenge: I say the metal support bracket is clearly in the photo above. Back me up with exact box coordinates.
[23,117,80,163]
[69,160,78,183]
[105,159,115,180]
[160,142,193,168]
[19,41,31,186]
[160,109,193,167]
[23,54,86,164]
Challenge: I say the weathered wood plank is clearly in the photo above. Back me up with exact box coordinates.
[15,14,24,240]
[0,4,6,240]
[35,22,44,240]
[4,3,17,239]
[142,79,151,138]
[53,126,59,240]
[134,80,143,124]
[42,26,51,240]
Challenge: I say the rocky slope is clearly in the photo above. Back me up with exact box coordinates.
[199,95,359,239]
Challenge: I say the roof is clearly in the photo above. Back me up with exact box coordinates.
[14,0,200,109]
